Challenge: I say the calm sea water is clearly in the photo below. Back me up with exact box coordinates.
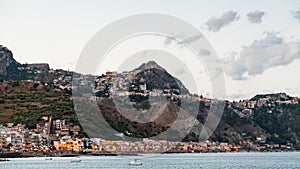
[0,152,299,169]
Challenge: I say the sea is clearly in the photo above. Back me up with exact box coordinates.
[0,152,299,169]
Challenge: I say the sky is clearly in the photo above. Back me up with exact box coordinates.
[1,0,300,100]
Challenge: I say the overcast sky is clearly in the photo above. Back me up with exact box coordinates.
[1,0,300,100]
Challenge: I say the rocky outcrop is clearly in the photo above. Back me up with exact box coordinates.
[132,61,189,94]
[0,45,18,78]
[0,45,51,81]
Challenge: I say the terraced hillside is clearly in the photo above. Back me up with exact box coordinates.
[0,80,78,129]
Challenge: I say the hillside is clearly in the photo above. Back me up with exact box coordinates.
[0,80,83,135]
[0,45,300,149]
[93,61,300,148]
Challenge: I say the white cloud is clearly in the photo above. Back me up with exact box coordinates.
[223,52,246,80]
[292,8,300,22]
[205,11,239,32]
[223,32,300,80]
[247,10,265,23]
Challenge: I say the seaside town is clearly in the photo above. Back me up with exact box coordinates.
[0,115,297,158]
[0,62,299,158]
[0,119,293,158]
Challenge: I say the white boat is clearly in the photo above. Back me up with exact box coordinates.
[129,159,142,166]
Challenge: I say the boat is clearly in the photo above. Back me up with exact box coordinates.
[45,157,52,160]
[60,154,79,157]
[129,159,142,166]
[0,152,21,158]
[70,159,81,163]
[0,158,9,162]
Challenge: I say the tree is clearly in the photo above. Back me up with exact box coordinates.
[6,143,13,150]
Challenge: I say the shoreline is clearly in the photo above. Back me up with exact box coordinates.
[1,150,299,159]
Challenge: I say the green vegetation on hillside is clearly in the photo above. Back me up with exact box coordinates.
[0,80,79,129]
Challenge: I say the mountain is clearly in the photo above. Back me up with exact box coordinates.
[130,61,189,94]
[94,61,189,138]
[0,45,50,81]
[136,60,164,70]
[0,45,300,149]
[94,61,300,147]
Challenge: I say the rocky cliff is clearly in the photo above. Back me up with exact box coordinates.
[0,45,19,78]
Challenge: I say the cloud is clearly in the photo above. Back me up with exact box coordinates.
[247,10,265,23]
[164,33,203,45]
[223,32,300,80]
[199,49,211,56]
[222,52,246,80]
[292,8,300,22]
[205,11,239,32]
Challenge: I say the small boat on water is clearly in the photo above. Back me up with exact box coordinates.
[129,159,142,166]
[45,157,52,160]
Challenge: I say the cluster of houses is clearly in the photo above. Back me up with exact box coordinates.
[0,116,81,152]
[0,119,295,154]
[94,71,194,102]
[0,121,242,153]
[227,93,299,118]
